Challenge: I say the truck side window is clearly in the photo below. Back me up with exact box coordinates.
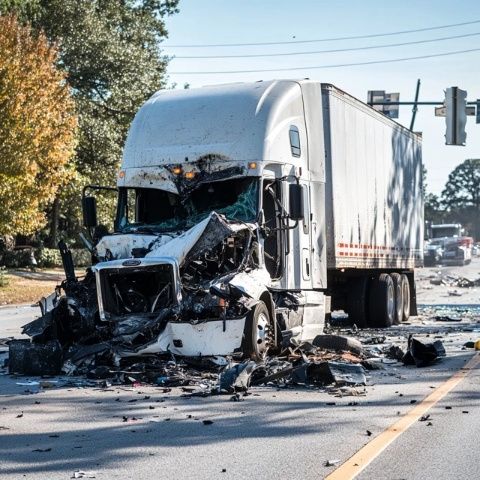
[289,126,301,157]
[262,180,283,279]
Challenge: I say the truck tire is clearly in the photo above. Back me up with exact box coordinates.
[400,274,410,322]
[243,301,271,360]
[368,273,395,328]
[390,273,403,325]
[312,334,363,356]
[346,277,368,328]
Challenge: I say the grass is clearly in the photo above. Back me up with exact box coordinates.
[0,268,83,306]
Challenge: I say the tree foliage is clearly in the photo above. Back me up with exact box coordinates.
[441,159,480,210]
[1,0,179,242]
[441,159,480,238]
[0,14,77,236]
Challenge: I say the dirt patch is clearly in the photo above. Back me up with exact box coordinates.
[0,268,82,306]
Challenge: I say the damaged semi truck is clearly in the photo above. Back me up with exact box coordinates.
[18,80,423,368]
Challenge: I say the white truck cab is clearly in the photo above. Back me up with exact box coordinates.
[81,80,422,359]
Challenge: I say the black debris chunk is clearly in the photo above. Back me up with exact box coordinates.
[202,420,214,425]
[386,345,405,362]
[419,414,430,422]
[402,336,446,367]
[312,334,363,356]
[32,448,52,452]
[9,340,63,376]
[434,315,461,322]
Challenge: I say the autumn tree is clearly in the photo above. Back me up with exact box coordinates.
[1,0,179,244]
[0,14,77,236]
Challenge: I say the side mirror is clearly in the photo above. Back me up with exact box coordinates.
[289,183,304,221]
[82,196,98,228]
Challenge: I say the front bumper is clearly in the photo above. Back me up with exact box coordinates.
[124,317,247,357]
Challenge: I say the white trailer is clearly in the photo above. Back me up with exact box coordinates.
[78,80,422,359]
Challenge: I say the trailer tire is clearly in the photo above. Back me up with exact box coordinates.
[243,301,271,361]
[390,273,403,325]
[346,277,368,328]
[400,274,410,322]
[312,334,363,356]
[368,273,395,328]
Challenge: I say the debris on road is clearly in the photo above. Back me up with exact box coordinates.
[429,273,480,288]
[72,471,97,479]
[402,336,446,367]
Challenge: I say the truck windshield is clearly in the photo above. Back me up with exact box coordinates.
[117,177,259,233]
[431,226,460,238]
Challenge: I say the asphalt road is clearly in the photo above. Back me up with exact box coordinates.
[1,262,480,479]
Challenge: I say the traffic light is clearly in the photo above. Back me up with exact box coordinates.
[445,87,467,146]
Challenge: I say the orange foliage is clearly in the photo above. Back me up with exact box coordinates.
[0,14,77,235]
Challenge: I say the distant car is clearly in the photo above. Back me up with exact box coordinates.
[424,240,444,266]
[473,244,480,256]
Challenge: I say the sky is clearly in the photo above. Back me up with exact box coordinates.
[162,0,480,195]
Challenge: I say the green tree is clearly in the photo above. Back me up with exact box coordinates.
[422,166,444,224]
[1,0,179,244]
[0,14,77,236]
[441,159,480,238]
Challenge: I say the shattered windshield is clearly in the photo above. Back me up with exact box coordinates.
[117,177,259,233]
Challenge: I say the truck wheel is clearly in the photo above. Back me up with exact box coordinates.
[400,274,410,322]
[368,273,395,328]
[390,273,403,325]
[243,301,271,361]
[346,277,368,328]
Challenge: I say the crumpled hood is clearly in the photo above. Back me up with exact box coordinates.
[95,212,251,266]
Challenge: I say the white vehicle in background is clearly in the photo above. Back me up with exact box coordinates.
[426,223,473,266]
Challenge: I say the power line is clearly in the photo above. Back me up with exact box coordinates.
[170,31,480,59]
[163,19,480,48]
[170,47,480,74]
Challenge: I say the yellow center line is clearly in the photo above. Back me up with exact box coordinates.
[326,353,480,480]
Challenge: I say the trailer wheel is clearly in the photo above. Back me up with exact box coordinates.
[390,273,403,325]
[368,273,395,328]
[346,277,368,328]
[243,301,271,360]
[400,274,410,322]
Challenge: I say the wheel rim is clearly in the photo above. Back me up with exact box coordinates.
[255,312,269,357]
[395,284,403,323]
[403,281,410,318]
[387,283,395,322]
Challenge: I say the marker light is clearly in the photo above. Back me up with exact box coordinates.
[184,171,196,180]
[172,166,183,175]
[118,170,125,179]
[248,162,257,169]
